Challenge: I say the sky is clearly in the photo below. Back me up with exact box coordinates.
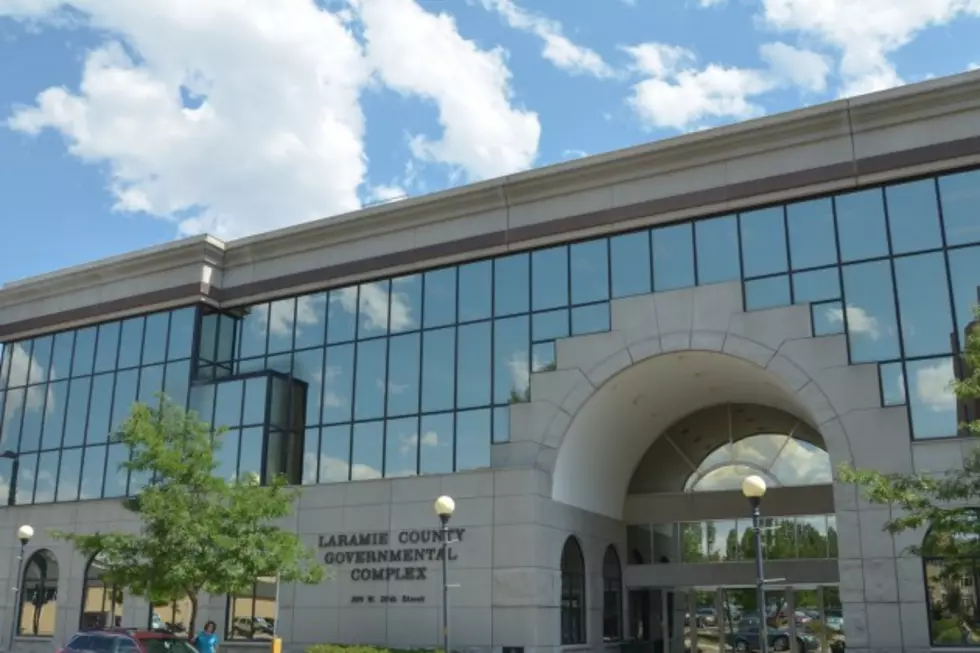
[0,0,978,285]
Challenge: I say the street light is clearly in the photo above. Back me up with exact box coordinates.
[1,451,19,507]
[9,524,34,652]
[741,475,768,653]
[433,495,455,653]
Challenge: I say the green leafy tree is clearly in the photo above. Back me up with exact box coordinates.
[840,306,980,642]
[52,398,324,634]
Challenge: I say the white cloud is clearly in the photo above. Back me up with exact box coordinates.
[758,0,980,97]
[2,0,540,239]
[623,43,776,131]
[355,0,540,181]
[478,0,616,79]
[913,359,956,412]
[969,62,980,71]
[3,1,369,239]
[759,41,832,92]
[826,305,881,340]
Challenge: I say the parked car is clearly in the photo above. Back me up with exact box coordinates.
[727,618,820,652]
[58,628,199,653]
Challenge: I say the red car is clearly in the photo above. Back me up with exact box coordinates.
[58,628,198,653]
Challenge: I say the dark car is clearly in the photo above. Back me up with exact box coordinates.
[727,618,820,652]
[58,628,199,653]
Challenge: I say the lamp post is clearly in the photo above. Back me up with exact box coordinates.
[741,475,768,653]
[1,452,19,508]
[8,525,34,652]
[433,495,455,653]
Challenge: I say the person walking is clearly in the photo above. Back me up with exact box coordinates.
[194,621,219,653]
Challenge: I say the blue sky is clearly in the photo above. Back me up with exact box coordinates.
[0,0,978,285]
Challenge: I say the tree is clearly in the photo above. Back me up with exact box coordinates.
[52,398,324,635]
[838,306,980,565]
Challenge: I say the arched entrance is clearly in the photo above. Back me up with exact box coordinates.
[500,281,921,651]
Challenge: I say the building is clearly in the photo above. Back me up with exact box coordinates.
[1,69,980,653]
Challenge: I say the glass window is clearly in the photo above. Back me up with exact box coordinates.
[102,444,129,499]
[117,317,144,369]
[1,388,24,451]
[572,303,610,336]
[86,374,114,445]
[327,288,358,344]
[163,361,190,407]
[302,426,319,485]
[458,261,492,322]
[322,344,355,424]
[241,377,267,426]
[793,267,840,304]
[885,179,943,255]
[111,370,138,432]
[495,253,531,316]
[841,260,901,363]
[532,342,556,372]
[457,322,492,409]
[421,328,455,414]
[740,207,787,277]
[293,293,327,350]
[350,421,383,480]
[387,333,420,417]
[787,197,837,269]
[456,408,490,471]
[695,215,740,284]
[213,380,244,429]
[532,247,568,311]
[7,342,31,388]
[894,252,954,358]
[72,327,97,377]
[354,339,386,421]
[79,445,106,500]
[745,275,790,311]
[267,298,296,354]
[18,550,59,636]
[836,189,889,262]
[319,424,351,483]
[570,240,609,305]
[41,381,68,450]
[533,309,568,342]
[34,451,58,503]
[907,356,957,440]
[14,453,36,504]
[419,412,453,475]
[494,316,530,404]
[56,447,81,501]
[939,169,980,246]
[18,388,44,453]
[29,336,52,385]
[142,312,170,366]
[653,223,695,291]
[227,576,277,640]
[293,348,324,427]
[610,231,651,298]
[390,274,421,334]
[167,308,196,361]
[238,427,263,482]
[50,331,73,382]
[215,429,241,482]
[240,310,271,364]
[358,281,390,339]
[947,246,980,341]
[0,347,8,389]
[81,553,124,630]
[94,322,121,373]
[560,537,586,645]
[493,406,509,443]
[879,362,906,406]
[601,546,623,642]
[385,416,418,478]
[62,378,91,448]
[197,314,218,366]
[423,268,457,328]
[138,365,165,407]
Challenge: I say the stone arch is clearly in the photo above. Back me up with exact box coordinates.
[509,282,889,519]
